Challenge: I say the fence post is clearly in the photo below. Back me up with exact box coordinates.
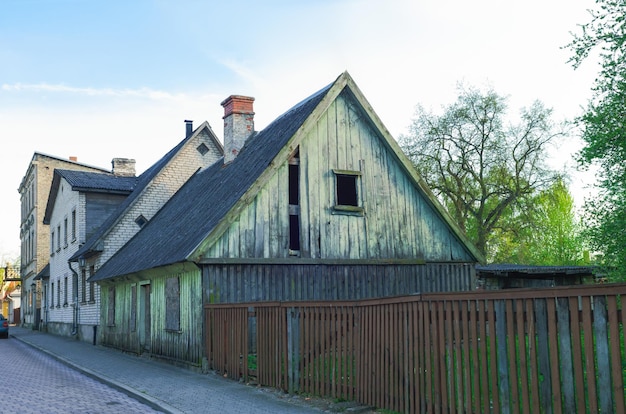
[287,307,300,393]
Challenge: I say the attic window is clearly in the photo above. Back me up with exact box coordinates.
[135,215,148,228]
[333,169,364,215]
[197,143,210,156]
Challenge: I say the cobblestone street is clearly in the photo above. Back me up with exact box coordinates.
[1,337,160,413]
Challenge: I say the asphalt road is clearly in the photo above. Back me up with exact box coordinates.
[0,336,161,413]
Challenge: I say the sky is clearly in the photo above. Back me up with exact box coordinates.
[0,0,601,261]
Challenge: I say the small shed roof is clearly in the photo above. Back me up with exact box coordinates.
[476,264,596,279]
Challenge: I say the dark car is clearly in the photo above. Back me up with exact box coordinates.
[0,315,9,338]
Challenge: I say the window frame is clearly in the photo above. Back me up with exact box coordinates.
[332,169,364,216]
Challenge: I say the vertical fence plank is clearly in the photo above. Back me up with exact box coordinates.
[489,300,502,414]
[515,299,530,414]
[424,301,434,413]
[606,296,623,413]
[495,299,509,414]
[527,299,541,414]
[593,295,613,413]
[568,296,586,413]
[534,298,553,413]
[506,299,519,414]
[461,300,471,414]
[556,297,575,413]
[470,299,480,414]
[546,298,562,414]
[452,300,463,413]
[582,296,598,413]
[478,300,490,412]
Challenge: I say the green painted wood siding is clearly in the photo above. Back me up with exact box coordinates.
[205,91,473,262]
[100,267,204,365]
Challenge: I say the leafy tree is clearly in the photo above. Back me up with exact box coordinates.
[399,85,565,258]
[566,0,626,278]
[489,178,585,265]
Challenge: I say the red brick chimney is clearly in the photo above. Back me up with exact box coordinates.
[221,95,254,164]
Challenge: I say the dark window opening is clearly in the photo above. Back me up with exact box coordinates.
[336,174,358,206]
[197,143,209,155]
[288,149,300,253]
[289,215,300,251]
[289,164,299,205]
[135,215,148,228]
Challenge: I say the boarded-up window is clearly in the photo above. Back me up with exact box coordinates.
[107,286,115,326]
[165,277,180,331]
[130,285,137,332]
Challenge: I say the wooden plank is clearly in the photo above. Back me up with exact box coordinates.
[534,298,552,413]
[568,296,586,413]
[461,300,471,414]
[478,300,489,412]
[593,295,613,413]
[452,300,463,412]
[556,297,575,413]
[516,299,530,414]
[485,300,501,413]
[607,295,624,414]
[581,296,597,413]
[494,299,509,413]
[546,298,561,413]
[505,299,518,414]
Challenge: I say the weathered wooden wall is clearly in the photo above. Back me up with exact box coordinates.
[100,267,204,366]
[203,263,475,304]
[203,91,473,262]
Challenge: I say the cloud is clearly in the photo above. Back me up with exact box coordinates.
[1,82,189,102]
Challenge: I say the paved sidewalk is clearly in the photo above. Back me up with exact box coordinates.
[10,326,328,414]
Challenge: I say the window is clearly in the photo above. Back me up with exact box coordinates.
[56,225,61,252]
[332,169,364,215]
[107,286,116,326]
[50,230,55,255]
[288,149,300,254]
[89,265,95,302]
[63,276,68,305]
[165,277,180,331]
[197,143,209,155]
[63,217,68,248]
[51,282,54,308]
[57,280,61,307]
[71,209,76,242]
[135,215,147,228]
[81,268,86,303]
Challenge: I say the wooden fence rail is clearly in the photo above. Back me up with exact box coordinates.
[205,283,626,413]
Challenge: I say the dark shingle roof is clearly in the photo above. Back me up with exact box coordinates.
[58,169,137,193]
[476,264,597,278]
[43,170,138,224]
[91,81,332,281]
[70,124,215,262]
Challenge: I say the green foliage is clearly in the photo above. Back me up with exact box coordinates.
[566,0,626,278]
[489,178,586,265]
[399,84,565,259]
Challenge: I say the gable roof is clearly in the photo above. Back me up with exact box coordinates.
[70,121,221,262]
[92,72,483,282]
[43,169,138,224]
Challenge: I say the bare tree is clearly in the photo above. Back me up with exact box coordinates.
[399,85,565,258]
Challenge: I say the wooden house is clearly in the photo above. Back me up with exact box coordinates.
[90,72,483,367]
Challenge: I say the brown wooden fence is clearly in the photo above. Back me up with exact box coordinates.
[204,283,626,413]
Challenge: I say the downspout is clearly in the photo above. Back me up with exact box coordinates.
[68,261,79,337]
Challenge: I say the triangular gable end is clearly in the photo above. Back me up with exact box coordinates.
[190,71,483,263]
